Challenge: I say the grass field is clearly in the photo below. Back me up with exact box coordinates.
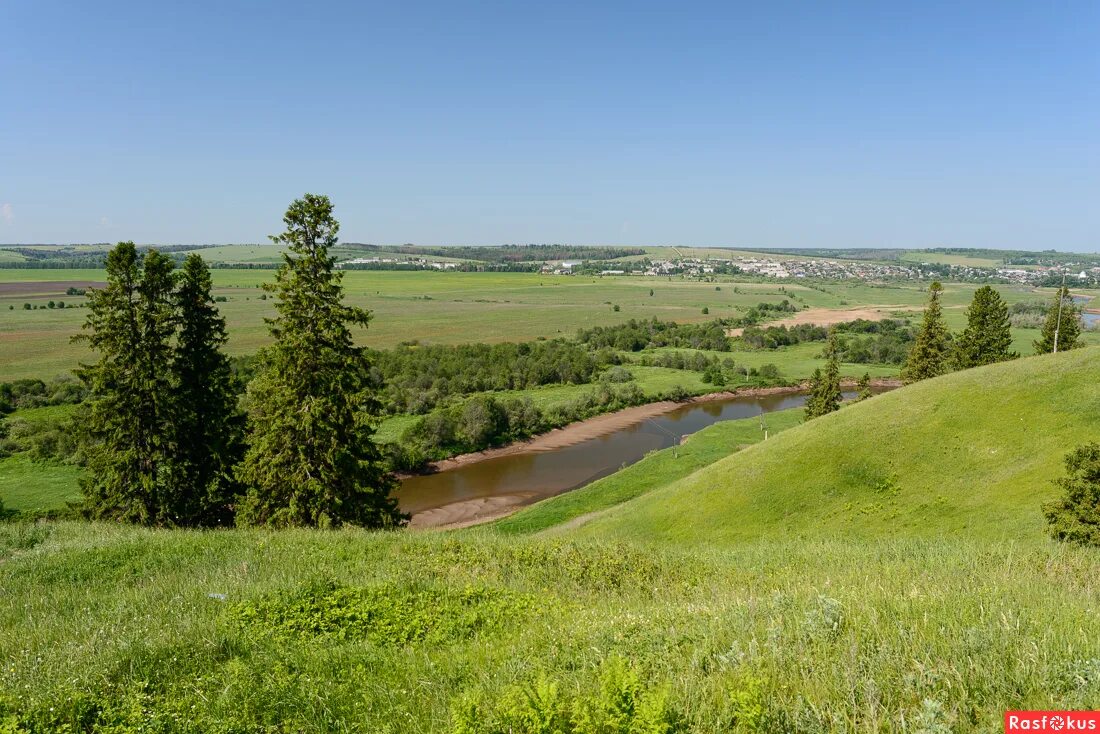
[899,251,1003,267]
[1,349,1099,731]
[2,268,1095,380]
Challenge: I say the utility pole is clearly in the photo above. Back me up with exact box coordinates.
[1054,270,1067,354]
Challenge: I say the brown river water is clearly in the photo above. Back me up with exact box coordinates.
[398,389,875,528]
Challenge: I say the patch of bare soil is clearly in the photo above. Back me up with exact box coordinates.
[726,305,911,336]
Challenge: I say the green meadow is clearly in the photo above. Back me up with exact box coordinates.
[2,350,1099,731]
[1,267,1095,380]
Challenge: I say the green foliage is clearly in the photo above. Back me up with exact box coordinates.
[857,372,872,401]
[394,383,652,467]
[169,254,244,526]
[450,657,685,734]
[75,243,180,525]
[69,243,241,526]
[1034,286,1082,354]
[230,579,531,645]
[0,376,86,415]
[577,318,731,352]
[954,285,1016,369]
[236,194,404,528]
[804,332,841,420]
[1043,442,1100,547]
[370,340,614,415]
[901,281,952,383]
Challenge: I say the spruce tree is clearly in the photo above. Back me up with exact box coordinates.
[805,332,842,420]
[76,243,178,524]
[237,194,405,528]
[900,281,951,383]
[857,372,872,401]
[1034,286,1082,354]
[169,254,244,525]
[1043,443,1100,547]
[954,285,1017,369]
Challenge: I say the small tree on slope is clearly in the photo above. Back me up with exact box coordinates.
[1044,443,1100,547]
[805,332,842,420]
[857,372,872,401]
[901,281,951,383]
[169,254,244,525]
[76,244,178,524]
[954,285,1017,369]
[1034,285,1082,355]
[237,194,405,528]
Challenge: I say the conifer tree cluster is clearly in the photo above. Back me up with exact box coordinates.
[953,285,1017,369]
[76,195,402,530]
[77,245,242,526]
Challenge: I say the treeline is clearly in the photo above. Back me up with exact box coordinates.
[392,381,653,468]
[368,341,620,415]
[632,351,782,385]
[337,261,542,273]
[0,377,87,414]
[737,319,915,365]
[0,244,221,269]
[728,299,800,327]
[576,317,732,351]
[832,320,915,365]
[341,243,647,263]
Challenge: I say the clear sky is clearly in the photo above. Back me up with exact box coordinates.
[2,1,1098,250]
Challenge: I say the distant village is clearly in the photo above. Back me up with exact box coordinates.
[543,254,1100,286]
[335,251,1100,286]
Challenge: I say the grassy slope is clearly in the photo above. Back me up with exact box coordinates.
[2,524,1098,732]
[576,347,1100,545]
[493,407,806,535]
[3,354,1100,731]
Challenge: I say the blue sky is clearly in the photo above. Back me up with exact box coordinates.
[2,1,1098,250]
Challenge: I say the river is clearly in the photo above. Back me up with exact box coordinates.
[399,388,874,527]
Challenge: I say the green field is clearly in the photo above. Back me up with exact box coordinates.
[3,349,1099,731]
[2,268,1095,381]
[899,251,1003,267]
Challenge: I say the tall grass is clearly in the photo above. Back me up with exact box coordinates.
[1,523,1097,732]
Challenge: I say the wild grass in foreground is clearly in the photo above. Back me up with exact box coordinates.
[1,522,1097,732]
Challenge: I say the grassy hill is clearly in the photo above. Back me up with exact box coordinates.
[2,351,1100,731]
[573,347,1100,545]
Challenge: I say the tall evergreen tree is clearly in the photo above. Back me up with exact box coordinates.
[805,332,842,420]
[1034,285,1082,354]
[237,194,405,528]
[900,281,951,383]
[76,243,178,524]
[954,285,1017,369]
[169,254,244,525]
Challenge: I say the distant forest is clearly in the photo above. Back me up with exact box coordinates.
[341,243,646,263]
